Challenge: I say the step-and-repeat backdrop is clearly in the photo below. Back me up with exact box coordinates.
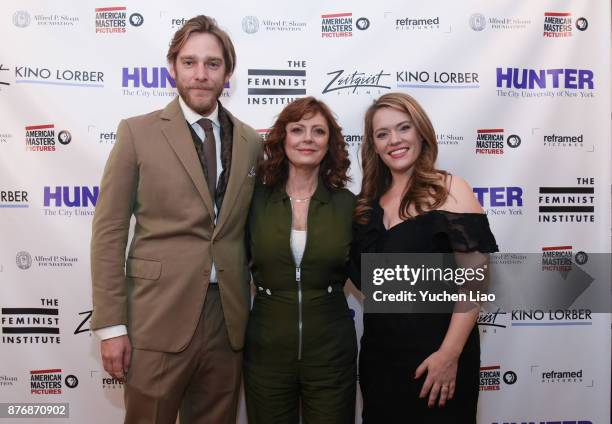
[1,0,610,423]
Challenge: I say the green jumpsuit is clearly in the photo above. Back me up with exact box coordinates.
[244,180,357,424]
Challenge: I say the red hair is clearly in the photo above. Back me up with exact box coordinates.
[257,97,350,190]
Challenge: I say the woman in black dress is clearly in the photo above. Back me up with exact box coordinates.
[350,92,498,423]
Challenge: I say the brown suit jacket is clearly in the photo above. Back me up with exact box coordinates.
[90,97,261,352]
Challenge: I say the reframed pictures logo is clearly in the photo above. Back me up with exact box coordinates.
[169,17,187,29]
[543,132,590,150]
[394,15,441,31]
[247,59,306,106]
[95,7,144,34]
[344,134,363,149]
[531,365,591,386]
[0,130,13,145]
[88,125,117,144]
[89,371,124,390]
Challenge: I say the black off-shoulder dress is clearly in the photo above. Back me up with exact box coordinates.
[349,203,499,424]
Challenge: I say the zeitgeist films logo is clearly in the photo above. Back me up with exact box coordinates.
[0,64,9,91]
[322,69,391,95]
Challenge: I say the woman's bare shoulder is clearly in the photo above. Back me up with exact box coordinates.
[439,174,484,214]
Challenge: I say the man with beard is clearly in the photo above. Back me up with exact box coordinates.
[90,15,261,424]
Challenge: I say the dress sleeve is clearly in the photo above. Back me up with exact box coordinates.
[432,212,499,253]
[432,212,499,310]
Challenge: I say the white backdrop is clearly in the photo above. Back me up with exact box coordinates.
[0,0,610,423]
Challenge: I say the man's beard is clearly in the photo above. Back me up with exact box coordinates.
[177,83,223,115]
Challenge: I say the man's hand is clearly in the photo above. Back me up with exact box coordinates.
[101,335,131,380]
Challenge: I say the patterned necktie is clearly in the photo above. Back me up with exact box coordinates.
[196,118,217,202]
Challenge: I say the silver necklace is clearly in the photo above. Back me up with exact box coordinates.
[289,196,311,203]
[287,183,316,203]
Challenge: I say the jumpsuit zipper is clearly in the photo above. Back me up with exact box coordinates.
[296,266,303,361]
[289,197,311,361]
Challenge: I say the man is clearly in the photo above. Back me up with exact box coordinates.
[90,15,261,424]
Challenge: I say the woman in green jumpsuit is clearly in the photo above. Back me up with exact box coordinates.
[244,97,357,423]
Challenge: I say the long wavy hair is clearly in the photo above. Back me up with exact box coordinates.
[354,92,448,224]
[257,97,350,190]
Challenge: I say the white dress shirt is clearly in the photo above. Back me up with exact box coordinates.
[95,96,223,341]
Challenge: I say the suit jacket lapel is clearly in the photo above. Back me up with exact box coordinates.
[160,98,215,218]
[213,109,250,238]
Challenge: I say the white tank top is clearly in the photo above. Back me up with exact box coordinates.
[290,229,307,266]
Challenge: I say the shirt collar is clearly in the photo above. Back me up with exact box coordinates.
[178,96,220,129]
